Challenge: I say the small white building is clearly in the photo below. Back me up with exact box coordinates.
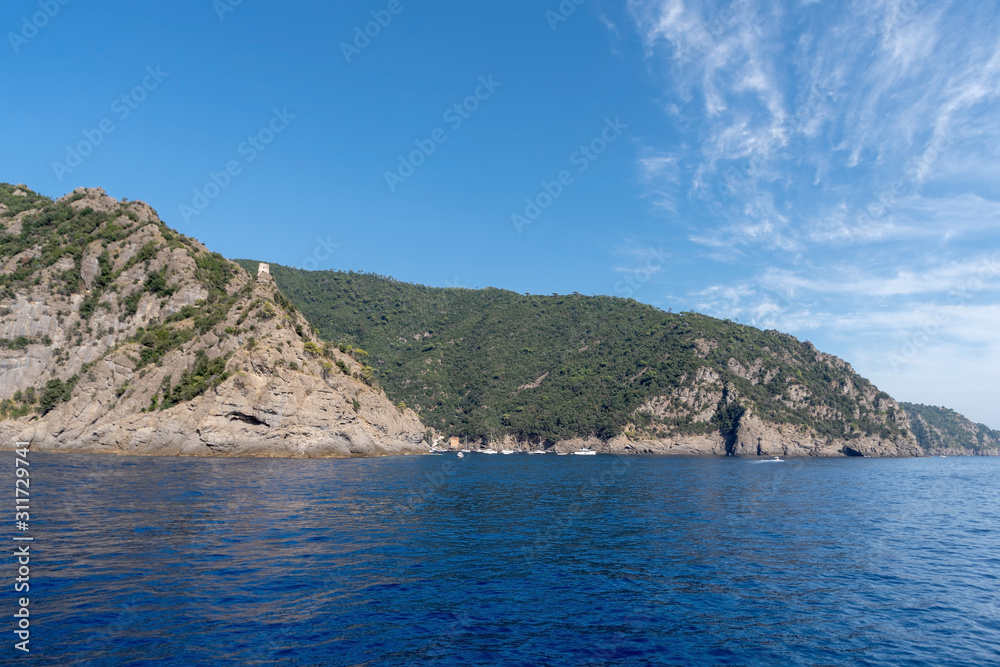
[258,263,270,276]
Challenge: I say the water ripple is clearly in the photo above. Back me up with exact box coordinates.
[9,453,1000,666]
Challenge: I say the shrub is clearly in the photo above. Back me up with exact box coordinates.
[144,269,174,298]
[38,376,78,415]
[160,351,230,409]
[120,292,142,320]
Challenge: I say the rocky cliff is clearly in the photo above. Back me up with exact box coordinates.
[250,263,926,457]
[618,352,919,457]
[1,183,988,459]
[0,185,427,457]
[902,403,1000,456]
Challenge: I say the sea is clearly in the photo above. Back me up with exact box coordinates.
[6,451,1000,666]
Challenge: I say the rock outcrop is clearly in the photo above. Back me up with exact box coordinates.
[0,185,427,457]
[902,402,1000,456]
[618,355,920,457]
[2,183,990,459]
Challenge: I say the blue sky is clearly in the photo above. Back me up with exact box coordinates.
[3,0,998,426]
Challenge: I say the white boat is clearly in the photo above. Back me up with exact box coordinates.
[557,452,569,456]
[457,452,464,458]
[500,449,515,455]
[461,449,471,453]
[573,449,597,456]
[480,449,498,454]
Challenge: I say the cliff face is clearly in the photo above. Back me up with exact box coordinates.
[255,263,925,457]
[902,403,1000,456]
[620,352,919,457]
[1,183,986,459]
[0,185,426,457]
[466,363,919,457]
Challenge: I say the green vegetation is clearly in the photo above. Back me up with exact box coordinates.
[159,351,232,410]
[144,268,175,298]
[0,193,122,293]
[129,241,158,267]
[120,291,142,320]
[38,376,79,415]
[0,386,36,420]
[0,336,34,350]
[0,376,78,418]
[902,403,1000,453]
[237,260,902,444]
[194,251,236,299]
[133,323,197,367]
[0,187,205,329]
[122,252,241,370]
[0,184,243,375]
[0,184,49,219]
[0,185,259,418]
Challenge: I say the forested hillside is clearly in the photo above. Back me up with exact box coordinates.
[237,261,912,449]
[2,181,987,457]
[902,403,1000,454]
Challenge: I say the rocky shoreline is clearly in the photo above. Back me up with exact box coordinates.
[0,185,994,460]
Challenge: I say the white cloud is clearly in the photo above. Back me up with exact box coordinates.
[621,0,1000,423]
[628,0,1000,248]
[758,254,1000,298]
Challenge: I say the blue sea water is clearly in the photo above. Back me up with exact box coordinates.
[5,452,1000,666]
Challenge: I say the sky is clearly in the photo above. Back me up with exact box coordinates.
[2,0,998,427]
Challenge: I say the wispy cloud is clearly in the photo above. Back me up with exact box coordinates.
[627,0,1000,250]
[618,0,1000,423]
[758,254,1000,298]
